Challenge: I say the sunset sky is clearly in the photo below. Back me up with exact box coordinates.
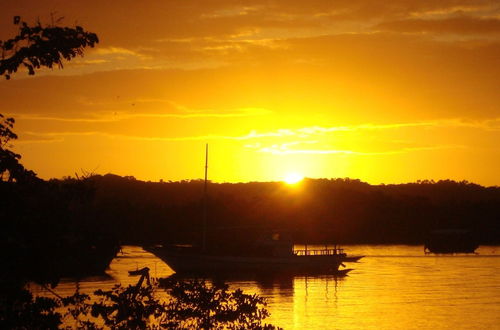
[1,0,499,185]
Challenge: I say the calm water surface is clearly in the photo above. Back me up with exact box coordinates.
[32,245,500,329]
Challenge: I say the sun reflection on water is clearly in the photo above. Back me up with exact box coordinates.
[31,245,500,329]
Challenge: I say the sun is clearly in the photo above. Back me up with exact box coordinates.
[283,172,304,184]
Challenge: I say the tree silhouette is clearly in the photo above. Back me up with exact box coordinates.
[0,16,98,181]
[0,114,36,182]
[0,16,98,79]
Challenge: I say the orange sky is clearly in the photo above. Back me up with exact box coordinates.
[1,0,499,185]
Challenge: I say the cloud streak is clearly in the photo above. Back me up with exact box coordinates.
[18,118,500,145]
[12,107,272,123]
[376,16,500,35]
[237,118,500,140]
[253,142,466,156]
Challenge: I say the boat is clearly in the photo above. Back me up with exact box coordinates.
[145,144,359,275]
[128,267,150,276]
[146,234,352,275]
[147,246,348,275]
[424,229,479,254]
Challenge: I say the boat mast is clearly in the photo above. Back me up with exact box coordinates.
[202,143,208,252]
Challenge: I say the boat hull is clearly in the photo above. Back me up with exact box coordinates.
[146,246,346,275]
[343,255,364,262]
[424,230,479,254]
[424,243,479,254]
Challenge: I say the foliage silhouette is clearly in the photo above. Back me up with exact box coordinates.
[1,278,279,329]
[0,287,63,329]
[159,277,276,329]
[0,16,98,79]
[0,15,97,182]
[0,114,38,182]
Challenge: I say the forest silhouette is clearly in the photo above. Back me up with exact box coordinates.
[4,173,499,284]
[24,174,500,245]
[87,174,500,246]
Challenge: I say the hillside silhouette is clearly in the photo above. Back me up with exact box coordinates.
[82,174,500,246]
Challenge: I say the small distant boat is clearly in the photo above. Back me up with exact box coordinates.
[128,267,150,276]
[424,229,479,254]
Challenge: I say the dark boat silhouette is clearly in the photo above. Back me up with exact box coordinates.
[146,234,353,276]
[424,229,479,254]
[146,248,350,275]
[146,144,361,275]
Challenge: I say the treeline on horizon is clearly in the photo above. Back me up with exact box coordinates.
[57,174,500,246]
[2,173,499,281]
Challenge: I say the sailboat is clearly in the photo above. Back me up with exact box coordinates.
[145,144,357,275]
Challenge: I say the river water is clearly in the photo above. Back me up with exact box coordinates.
[31,245,500,329]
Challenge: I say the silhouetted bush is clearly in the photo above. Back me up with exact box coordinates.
[0,278,279,329]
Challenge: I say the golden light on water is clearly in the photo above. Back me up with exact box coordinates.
[44,246,500,329]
